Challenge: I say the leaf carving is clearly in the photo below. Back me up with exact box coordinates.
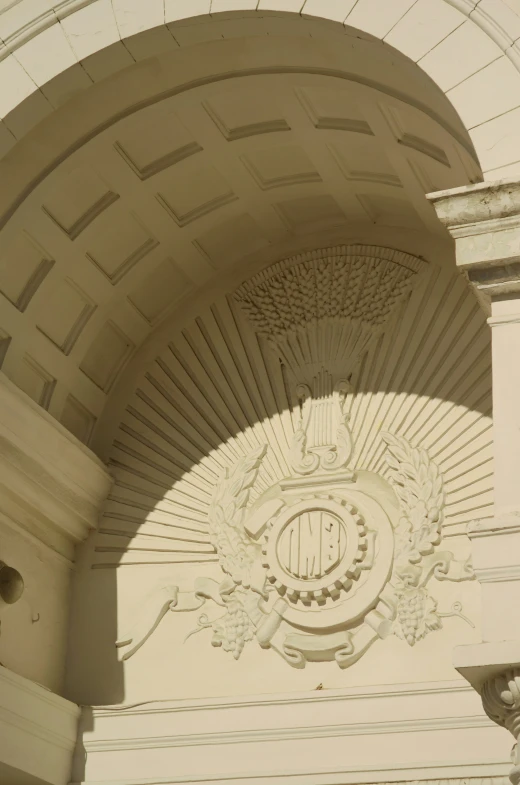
[381,431,444,568]
[208,445,267,587]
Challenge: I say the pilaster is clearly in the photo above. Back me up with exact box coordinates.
[429,178,520,781]
[0,371,112,784]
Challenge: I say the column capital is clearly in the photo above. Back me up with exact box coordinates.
[481,670,520,785]
[428,178,520,302]
[482,670,520,735]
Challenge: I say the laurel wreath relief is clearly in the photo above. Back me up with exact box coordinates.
[381,432,474,646]
[116,432,474,663]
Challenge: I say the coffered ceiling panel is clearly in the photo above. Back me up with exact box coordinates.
[194,213,270,268]
[41,167,119,241]
[241,144,322,190]
[12,354,56,410]
[275,194,348,234]
[114,112,202,181]
[83,206,159,286]
[0,233,54,313]
[203,90,291,140]
[128,257,192,327]
[35,278,96,356]
[297,87,372,133]
[157,164,237,228]
[329,140,401,187]
[0,70,481,446]
[80,321,134,394]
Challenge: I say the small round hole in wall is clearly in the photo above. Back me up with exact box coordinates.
[0,563,24,607]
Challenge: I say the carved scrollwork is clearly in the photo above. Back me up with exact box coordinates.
[116,429,474,667]
[481,670,520,785]
[482,670,520,737]
[115,247,475,669]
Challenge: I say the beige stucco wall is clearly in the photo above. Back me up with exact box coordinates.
[2,3,520,784]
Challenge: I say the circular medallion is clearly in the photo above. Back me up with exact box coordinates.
[277,508,347,581]
[258,488,395,630]
[262,496,367,606]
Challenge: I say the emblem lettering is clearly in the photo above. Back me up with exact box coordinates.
[278,510,345,580]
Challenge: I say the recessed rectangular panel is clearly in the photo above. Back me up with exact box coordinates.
[241,145,322,190]
[296,87,373,133]
[193,213,269,268]
[275,195,348,234]
[60,394,96,445]
[329,142,402,187]
[203,90,290,140]
[42,167,119,239]
[0,234,54,312]
[80,321,134,393]
[408,157,465,194]
[36,278,96,355]
[115,112,203,179]
[8,355,56,409]
[381,104,451,167]
[157,165,237,227]
[128,257,192,324]
[84,207,158,285]
[357,193,422,228]
[0,329,10,369]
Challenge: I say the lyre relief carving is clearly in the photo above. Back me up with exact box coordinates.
[115,246,475,669]
[290,372,353,475]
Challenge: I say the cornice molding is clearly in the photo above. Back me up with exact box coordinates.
[77,681,501,785]
[474,565,520,583]
[428,179,520,300]
[90,679,474,717]
[0,1,92,62]
[0,665,80,785]
[84,714,495,754]
[428,179,520,234]
[0,372,112,562]
[70,767,510,785]
[467,515,520,538]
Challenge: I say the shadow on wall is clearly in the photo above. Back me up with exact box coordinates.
[65,240,492,718]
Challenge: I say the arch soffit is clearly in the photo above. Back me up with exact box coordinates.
[0,1,519,178]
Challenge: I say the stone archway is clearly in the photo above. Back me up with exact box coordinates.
[0,25,480,448]
[0,1,519,178]
[2,5,519,785]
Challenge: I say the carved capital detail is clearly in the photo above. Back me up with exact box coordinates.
[481,670,520,785]
[482,670,520,739]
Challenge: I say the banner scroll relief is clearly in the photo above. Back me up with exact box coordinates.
[115,247,476,669]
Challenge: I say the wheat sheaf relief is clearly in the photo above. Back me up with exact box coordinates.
[104,246,489,669]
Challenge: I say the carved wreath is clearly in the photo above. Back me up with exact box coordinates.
[116,433,474,667]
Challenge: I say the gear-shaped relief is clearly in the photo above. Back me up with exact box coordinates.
[261,495,368,604]
[115,249,475,668]
[115,425,475,668]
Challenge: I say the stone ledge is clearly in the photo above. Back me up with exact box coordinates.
[73,681,509,785]
[0,665,80,785]
[428,179,520,230]
[428,179,520,303]
[0,372,112,561]
[454,641,520,692]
